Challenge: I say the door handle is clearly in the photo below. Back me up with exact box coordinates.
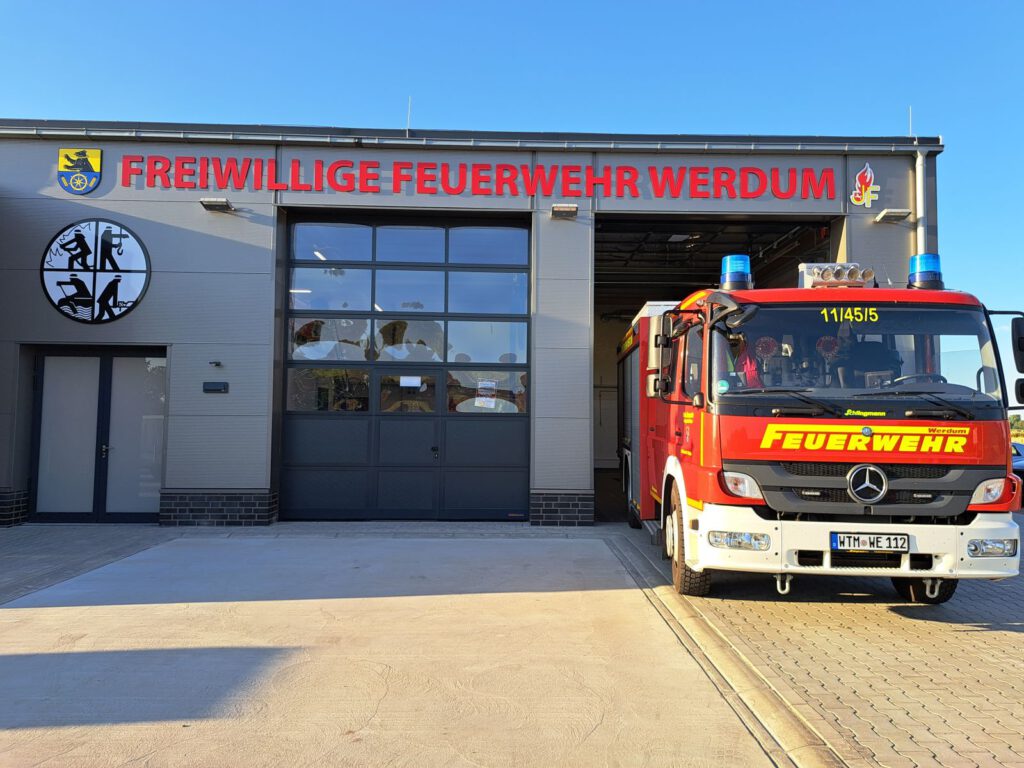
[674,430,682,437]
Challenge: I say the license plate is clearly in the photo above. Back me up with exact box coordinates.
[830,532,909,552]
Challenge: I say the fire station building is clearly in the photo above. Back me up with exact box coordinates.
[0,120,941,526]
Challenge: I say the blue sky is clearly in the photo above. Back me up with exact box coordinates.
[4,1,1022,368]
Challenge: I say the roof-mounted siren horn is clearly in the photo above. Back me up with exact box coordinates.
[908,253,944,290]
[798,263,875,288]
[720,254,753,291]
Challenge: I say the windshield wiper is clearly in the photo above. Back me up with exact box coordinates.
[734,387,845,417]
[855,389,975,420]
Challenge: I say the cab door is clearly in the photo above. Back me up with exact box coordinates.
[676,324,705,469]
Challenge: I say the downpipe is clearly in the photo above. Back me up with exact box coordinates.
[915,150,928,254]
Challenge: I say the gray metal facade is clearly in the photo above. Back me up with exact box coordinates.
[0,121,942,525]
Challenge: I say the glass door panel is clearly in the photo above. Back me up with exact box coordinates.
[104,357,167,514]
[36,356,100,514]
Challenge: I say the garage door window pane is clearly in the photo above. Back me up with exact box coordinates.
[448,272,528,314]
[293,223,372,262]
[376,226,445,262]
[375,270,444,312]
[287,368,370,411]
[290,318,373,361]
[290,267,371,310]
[449,227,528,265]
[448,370,527,413]
[380,374,436,413]
[447,321,527,364]
[375,319,445,362]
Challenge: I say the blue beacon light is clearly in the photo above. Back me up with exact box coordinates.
[908,253,944,290]
[720,254,754,290]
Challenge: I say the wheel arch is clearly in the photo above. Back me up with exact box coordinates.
[661,456,685,528]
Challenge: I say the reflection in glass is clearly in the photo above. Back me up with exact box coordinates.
[380,374,436,413]
[292,223,372,261]
[106,357,167,513]
[289,267,371,310]
[376,226,445,262]
[375,270,444,312]
[447,321,527,363]
[449,227,528,265]
[448,272,528,314]
[376,319,445,362]
[447,370,527,413]
[290,318,373,361]
[287,368,370,411]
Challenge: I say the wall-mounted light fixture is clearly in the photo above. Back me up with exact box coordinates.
[551,203,578,220]
[874,208,912,223]
[200,197,235,212]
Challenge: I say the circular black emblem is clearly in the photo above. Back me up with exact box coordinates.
[847,464,888,504]
[40,219,150,324]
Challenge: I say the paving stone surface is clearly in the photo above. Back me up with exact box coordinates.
[632,513,1024,768]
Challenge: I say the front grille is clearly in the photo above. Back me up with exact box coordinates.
[831,551,903,569]
[792,488,938,505]
[781,462,950,480]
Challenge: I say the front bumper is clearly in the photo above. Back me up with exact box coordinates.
[689,503,1019,579]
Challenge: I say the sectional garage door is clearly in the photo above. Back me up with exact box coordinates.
[280,217,530,520]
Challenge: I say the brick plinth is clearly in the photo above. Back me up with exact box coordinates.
[159,491,278,526]
[529,492,594,526]
[0,490,29,527]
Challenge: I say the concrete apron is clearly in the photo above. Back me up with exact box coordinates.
[0,530,777,768]
[609,534,849,768]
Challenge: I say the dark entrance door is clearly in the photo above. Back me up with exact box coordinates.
[376,370,441,518]
[31,348,166,522]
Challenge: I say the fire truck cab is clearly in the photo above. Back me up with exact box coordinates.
[617,254,1023,603]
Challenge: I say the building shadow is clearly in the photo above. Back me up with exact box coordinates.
[0,647,294,729]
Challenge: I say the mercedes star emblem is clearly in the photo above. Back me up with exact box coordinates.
[846,464,888,504]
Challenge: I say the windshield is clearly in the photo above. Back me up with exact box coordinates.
[710,304,1002,402]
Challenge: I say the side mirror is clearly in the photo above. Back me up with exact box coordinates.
[1016,379,1024,403]
[1013,318,1024,374]
[654,314,673,372]
[725,305,759,329]
[693,392,706,408]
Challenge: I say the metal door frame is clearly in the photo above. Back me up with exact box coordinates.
[28,345,166,523]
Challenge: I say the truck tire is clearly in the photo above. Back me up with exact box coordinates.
[670,484,711,596]
[891,577,958,604]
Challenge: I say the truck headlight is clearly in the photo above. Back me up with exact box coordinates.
[721,471,764,500]
[709,531,771,551]
[966,539,1018,558]
[969,478,1006,505]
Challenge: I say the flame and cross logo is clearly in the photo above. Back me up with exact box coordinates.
[850,162,880,209]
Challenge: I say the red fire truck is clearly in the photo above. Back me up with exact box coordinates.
[617,254,1022,603]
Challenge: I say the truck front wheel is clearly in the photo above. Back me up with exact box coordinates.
[891,577,958,604]
[670,485,711,596]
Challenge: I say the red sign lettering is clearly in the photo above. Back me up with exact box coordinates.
[116,154,840,203]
